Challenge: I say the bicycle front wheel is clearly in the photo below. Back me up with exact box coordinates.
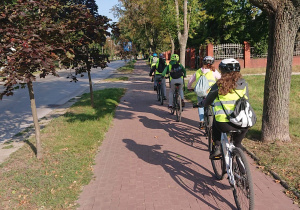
[232,147,255,210]
[175,94,182,122]
[211,144,225,180]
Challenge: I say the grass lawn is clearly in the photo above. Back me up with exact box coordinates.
[104,76,129,81]
[117,59,136,74]
[185,75,300,203]
[0,88,125,209]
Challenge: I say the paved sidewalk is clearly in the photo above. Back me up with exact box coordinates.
[77,60,298,210]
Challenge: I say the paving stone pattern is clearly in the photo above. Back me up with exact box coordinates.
[77,60,298,210]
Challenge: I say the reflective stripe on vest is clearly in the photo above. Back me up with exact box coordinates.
[196,69,216,87]
[214,87,247,122]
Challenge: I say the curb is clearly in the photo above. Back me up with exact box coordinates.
[242,145,300,200]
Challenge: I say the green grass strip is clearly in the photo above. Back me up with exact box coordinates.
[0,88,125,209]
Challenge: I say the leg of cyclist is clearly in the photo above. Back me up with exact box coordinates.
[176,78,185,107]
[168,79,176,108]
[162,77,167,100]
[153,74,158,91]
[197,96,205,128]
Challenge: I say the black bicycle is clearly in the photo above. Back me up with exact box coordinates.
[156,77,164,105]
[170,83,182,122]
[193,103,214,149]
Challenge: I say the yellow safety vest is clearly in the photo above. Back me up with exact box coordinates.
[214,87,247,122]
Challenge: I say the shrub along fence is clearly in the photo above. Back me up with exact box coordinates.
[163,41,300,69]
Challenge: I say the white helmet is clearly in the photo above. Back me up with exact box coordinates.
[219,58,240,72]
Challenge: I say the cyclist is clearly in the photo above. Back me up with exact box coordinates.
[199,58,249,159]
[187,56,221,128]
[161,54,186,108]
[149,53,167,99]
[149,54,153,67]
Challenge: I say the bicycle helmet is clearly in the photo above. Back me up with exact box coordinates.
[203,56,214,65]
[219,58,241,72]
[159,53,164,58]
[153,53,158,57]
[170,54,179,61]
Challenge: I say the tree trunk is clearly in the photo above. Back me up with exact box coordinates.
[87,62,95,108]
[27,81,42,159]
[170,34,175,55]
[175,0,189,67]
[261,5,298,142]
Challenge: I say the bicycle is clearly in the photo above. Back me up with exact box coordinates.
[156,76,164,105]
[193,103,214,149]
[211,130,255,210]
[170,83,182,122]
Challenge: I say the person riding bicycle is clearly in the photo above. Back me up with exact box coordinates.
[199,58,249,159]
[161,54,186,108]
[149,53,167,99]
[149,54,153,67]
[187,56,221,129]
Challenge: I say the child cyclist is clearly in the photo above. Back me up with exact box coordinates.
[161,54,186,108]
[187,56,221,128]
[199,58,249,159]
[149,53,167,99]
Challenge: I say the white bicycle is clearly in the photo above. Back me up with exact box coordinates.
[211,130,255,210]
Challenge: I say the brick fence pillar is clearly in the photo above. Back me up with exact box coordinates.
[207,43,214,57]
[190,48,195,69]
[244,41,251,68]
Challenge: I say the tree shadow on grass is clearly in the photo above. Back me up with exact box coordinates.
[123,139,237,209]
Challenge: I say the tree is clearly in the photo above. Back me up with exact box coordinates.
[249,0,300,142]
[0,0,96,158]
[171,0,206,67]
[67,14,110,107]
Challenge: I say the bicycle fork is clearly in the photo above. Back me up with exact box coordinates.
[221,133,236,187]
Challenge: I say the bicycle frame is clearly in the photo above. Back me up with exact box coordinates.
[221,133,236,186]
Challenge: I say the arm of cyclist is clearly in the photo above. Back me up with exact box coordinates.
[200,83,219,107]
[187,73,196,90]
[161,65,169,77]
[149,65,156,76]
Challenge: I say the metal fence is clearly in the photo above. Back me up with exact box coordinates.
[294,40,300,56]
[213,43,244,60]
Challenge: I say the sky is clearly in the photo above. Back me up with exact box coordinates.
[96,0,119,23]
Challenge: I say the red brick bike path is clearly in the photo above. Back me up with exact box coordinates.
[77,60,298,210]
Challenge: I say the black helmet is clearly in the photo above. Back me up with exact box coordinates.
[219,58,241,72]
[203,56,214,65]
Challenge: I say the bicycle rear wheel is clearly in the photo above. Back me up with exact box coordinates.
[160,85,164,105]
[175,94,182,122]
[232,147,254,210]
[211,144,225,180]
[157,84,161,101]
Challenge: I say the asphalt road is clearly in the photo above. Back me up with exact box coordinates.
[0,60,126,143]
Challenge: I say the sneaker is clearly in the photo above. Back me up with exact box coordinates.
[154,86,157,91]
[199,121,204,129]
[168,105,173,109]
[209,145,222,159]
[163,97,167,100]
[181,100,185,107]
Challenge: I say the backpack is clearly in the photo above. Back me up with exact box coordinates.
[219,90,257,128]
[194,72,210,97]
[156,59,166,73]
[151,57,158,67]
[169,63,183,79]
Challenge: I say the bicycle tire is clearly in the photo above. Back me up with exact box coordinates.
[232,147,255,210]
[211,144,225,180]
[157,84,161,101]
[176,94,182,122]
[160,85,164,105]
